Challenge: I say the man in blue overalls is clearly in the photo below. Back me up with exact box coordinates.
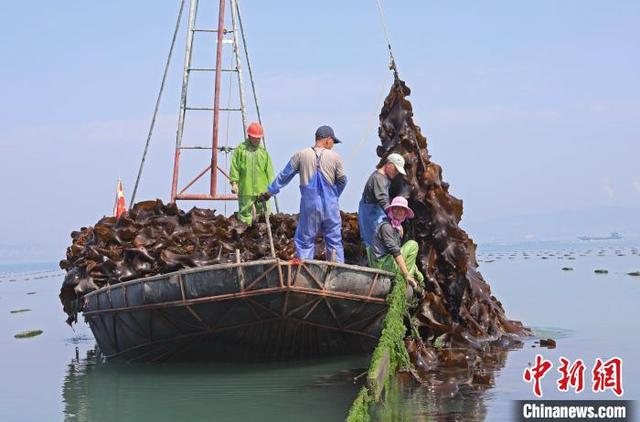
[259,126,347,262]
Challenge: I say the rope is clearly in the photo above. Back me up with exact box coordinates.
[129,0,186,208]
[345,74,389,168]
[234,0,279,213]
[374,0,399,79]
[345,0,405,170]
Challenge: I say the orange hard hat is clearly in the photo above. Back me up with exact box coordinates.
[247,122,264,138]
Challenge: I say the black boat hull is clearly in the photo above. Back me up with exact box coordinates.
[82,259,394,362]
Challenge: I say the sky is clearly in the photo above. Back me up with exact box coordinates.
[1,1,638,260]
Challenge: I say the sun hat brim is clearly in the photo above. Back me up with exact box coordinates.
[385,204,414,219]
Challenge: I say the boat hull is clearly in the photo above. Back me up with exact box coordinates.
[82,259,394,362]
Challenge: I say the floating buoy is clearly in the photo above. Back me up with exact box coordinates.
[10,309,31,314]
[14,330,43,339]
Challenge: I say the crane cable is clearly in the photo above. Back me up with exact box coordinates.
[129,0,186,208]
[375,0,399,80]
[345,0,400,167]
[344,76,389,168]
[375,0,427,172]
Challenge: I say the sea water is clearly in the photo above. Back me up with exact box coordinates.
[0,241,638,421]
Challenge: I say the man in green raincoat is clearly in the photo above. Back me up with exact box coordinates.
[229,122,275,224]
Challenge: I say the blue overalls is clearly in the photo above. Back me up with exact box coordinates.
[358,198,386,247]
[268,149,345,262]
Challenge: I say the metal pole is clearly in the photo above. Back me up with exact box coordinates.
[230,0,247,138]
[263,200,276,258]
[210,0,227,196]
[171,0,199,202]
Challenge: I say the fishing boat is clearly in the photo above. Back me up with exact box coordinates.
[83,258,394,361]
[78,0,398,362]
[577,232,623,241]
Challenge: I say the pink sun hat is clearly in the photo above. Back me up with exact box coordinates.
[385,196,414,219]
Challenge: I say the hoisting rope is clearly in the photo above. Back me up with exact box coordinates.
[375,0,399,80]
[344,76,389,168]
[129,0,186,208]
[345,0,401,167]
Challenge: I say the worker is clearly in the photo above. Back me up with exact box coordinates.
[259,125,347,262]
[358,153,406,247]
[229,122,275,225]
[369,196,422,289]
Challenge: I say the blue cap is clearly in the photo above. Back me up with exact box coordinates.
[315,125,341,144]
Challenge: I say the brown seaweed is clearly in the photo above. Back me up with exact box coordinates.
[59,202,366,324]
[376,76,531,388]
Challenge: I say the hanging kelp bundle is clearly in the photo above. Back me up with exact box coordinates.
[345,77,531,420]
[376,77,530,342]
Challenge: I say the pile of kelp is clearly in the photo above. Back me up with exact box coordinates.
[59,202,365,324]
[376,76,531,389]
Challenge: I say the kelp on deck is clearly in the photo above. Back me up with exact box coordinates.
[59,202,365,324]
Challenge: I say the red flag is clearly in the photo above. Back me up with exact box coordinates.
[113,179,126,219]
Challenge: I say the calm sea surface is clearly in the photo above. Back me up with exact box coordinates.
[1,240,638,421]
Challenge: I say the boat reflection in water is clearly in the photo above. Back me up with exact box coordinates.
[62,340,522,421]
[62,346,366,422]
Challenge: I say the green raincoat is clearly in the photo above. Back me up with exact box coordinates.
[229,140,275,224]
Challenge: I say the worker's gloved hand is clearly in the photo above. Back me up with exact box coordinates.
[257,192,272,202]
[231,182,238,194]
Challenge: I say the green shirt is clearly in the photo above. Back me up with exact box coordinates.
[229,140,275,196]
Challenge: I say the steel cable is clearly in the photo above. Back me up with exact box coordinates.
[130,0,186,207]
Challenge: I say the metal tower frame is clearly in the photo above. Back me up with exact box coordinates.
[170,0,250,202]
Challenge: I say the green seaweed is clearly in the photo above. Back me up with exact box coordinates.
[14,330,43,339]
[367,275,410,392]
[346,274,409,422]
[346,387,372,422]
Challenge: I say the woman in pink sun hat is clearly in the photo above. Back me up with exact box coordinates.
[368,196,423,289]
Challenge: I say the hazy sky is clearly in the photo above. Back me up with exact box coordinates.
[1,1,638,259]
